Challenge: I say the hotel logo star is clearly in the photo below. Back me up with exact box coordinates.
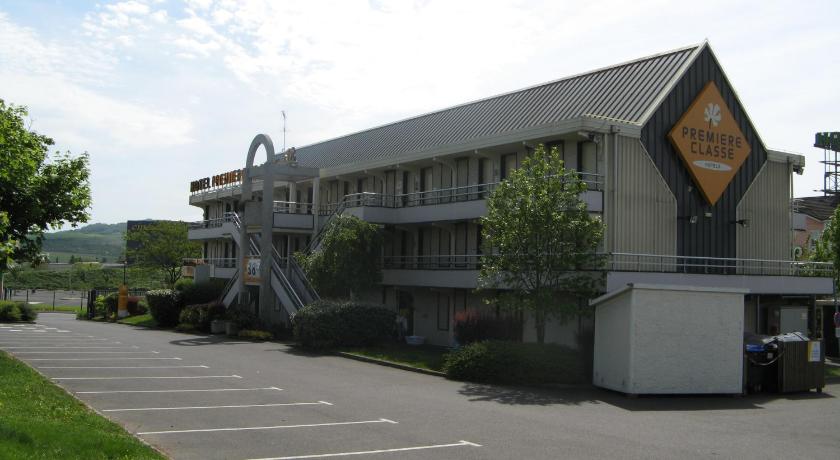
[668,81,751,205]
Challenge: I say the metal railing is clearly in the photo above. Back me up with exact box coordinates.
[218,268,239,304]
[182,258,238,268]
[188,212,240,230]
[381,252,833,277]
[273,201,315,214]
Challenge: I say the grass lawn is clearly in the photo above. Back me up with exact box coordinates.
[826,365,840,379]
[340,343,449,372]
[31,305,83,314]
[0,351,166,459]
[118,313,157,328]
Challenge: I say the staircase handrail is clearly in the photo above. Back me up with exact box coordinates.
[218,268,239,303]
[290,254,320,302]
[305,198,347,254]
[270,249,305,311]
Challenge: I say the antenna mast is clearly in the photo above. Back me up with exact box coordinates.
[281,110,287,152]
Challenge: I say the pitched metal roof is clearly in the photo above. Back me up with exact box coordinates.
[295,44,701,170]
[795,195,840,222]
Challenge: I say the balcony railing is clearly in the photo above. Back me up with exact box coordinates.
[326,174,603,213]
[182,258,238,269]
[188,212,239,229]
[273,201,315,214]
[381,253,832,277]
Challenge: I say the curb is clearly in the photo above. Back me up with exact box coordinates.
[335,351,446,377]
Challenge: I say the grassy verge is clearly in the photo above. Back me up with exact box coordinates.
[0,351,166,459]
[826,365,840,379]
[31,305,83,314]
[340,343,448,372]
[117,313,157,328]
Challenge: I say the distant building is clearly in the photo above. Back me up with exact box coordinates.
[792,196,839,256]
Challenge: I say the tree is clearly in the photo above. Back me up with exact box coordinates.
[297,215,382,299]
[126,221,200,286]
[0,99,91,270]
[812,206,840,287]
[478,144,605,344]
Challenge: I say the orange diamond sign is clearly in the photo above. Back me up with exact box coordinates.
[668,81,751,205]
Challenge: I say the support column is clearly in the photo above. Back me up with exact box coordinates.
[311,177,321,240]
[259,159,275,319]
[289,181,298,214]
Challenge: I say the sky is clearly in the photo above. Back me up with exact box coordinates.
[1,0,839,226]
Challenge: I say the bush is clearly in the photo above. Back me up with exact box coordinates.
[173,278,194,292]
[179,301,226,332]
[17,303,37,322]
[146,289,181,328]
[0,301,22,322]
[238,329,272,341]
[442,340,583,385]
[93,295,107,317]
[453,310,523,345]
[293,300,395,349]
[179,279,226,306]
[127,296,147,316]
[104,293,119,317]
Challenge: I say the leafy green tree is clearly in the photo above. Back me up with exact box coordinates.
[297,215,382,299]
[812,206,840,287]
[126,221,200,286]
[478,144,605,344]
[0,99,91,270]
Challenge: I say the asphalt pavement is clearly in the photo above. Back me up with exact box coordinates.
[2,313,839,460]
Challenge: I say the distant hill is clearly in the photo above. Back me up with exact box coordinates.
[41,222,127,263]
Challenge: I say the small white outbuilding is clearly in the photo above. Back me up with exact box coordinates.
[591,283,747,395]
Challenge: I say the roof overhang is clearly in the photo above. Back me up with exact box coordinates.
[767,148,805,174]
[318,116,641,177]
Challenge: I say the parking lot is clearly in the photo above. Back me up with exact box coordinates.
[3,313,840,460]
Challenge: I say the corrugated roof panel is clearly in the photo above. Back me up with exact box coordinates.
[296,45,700,169]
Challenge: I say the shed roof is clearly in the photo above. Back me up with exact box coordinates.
[795,195,840,222]
[295,43,702,170]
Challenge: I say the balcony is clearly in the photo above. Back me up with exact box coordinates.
[183,258,238,279]
[380,253,833,294]
[187,213,241,243]
[273,201,315,231]
[337,174,603,225]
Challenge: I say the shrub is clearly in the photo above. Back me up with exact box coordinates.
[227,306,259,329]
[126,296,147,316]
[17,303,37,322]
[179,279,226,306]
[238,329,272,341]
[93,295,107,317]
[453,310,523,345]
[173,278,194,292]
[0,301,22,322]
[293,300,395,349]
[104,293,119,317]
[442,340,583,385]
[179,301,226,332]
[146,289,181,328]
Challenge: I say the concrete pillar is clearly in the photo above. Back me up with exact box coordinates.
[259,159,275,319]
[289,181,298,213]
[311,177,321,240]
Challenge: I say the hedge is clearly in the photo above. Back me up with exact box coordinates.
[146,289,181,327]
[293,300,395,349]
[179,279,227,306]
[0,301,37,323]
[443,340,584,385]
[179,302,226,332]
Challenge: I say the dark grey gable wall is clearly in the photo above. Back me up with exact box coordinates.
[640,46,767,259]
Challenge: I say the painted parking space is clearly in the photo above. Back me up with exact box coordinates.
[5,315,482,460]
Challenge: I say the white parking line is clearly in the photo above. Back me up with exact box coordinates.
[12,351,160,354]
[1,346,138,349]
[39,365,208,369]
[53,375,241,381]
[27,357,182,361]
[138,418,398,435]
[76,386,283,395]
[247,440,482,460]
[103,401,332,412]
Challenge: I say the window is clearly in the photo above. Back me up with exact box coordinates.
[437,293,449,331]
[500,153,517,180]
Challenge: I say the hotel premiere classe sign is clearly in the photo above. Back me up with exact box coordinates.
[668,81,751,205]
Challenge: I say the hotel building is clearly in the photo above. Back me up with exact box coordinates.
[186,42,835,353]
